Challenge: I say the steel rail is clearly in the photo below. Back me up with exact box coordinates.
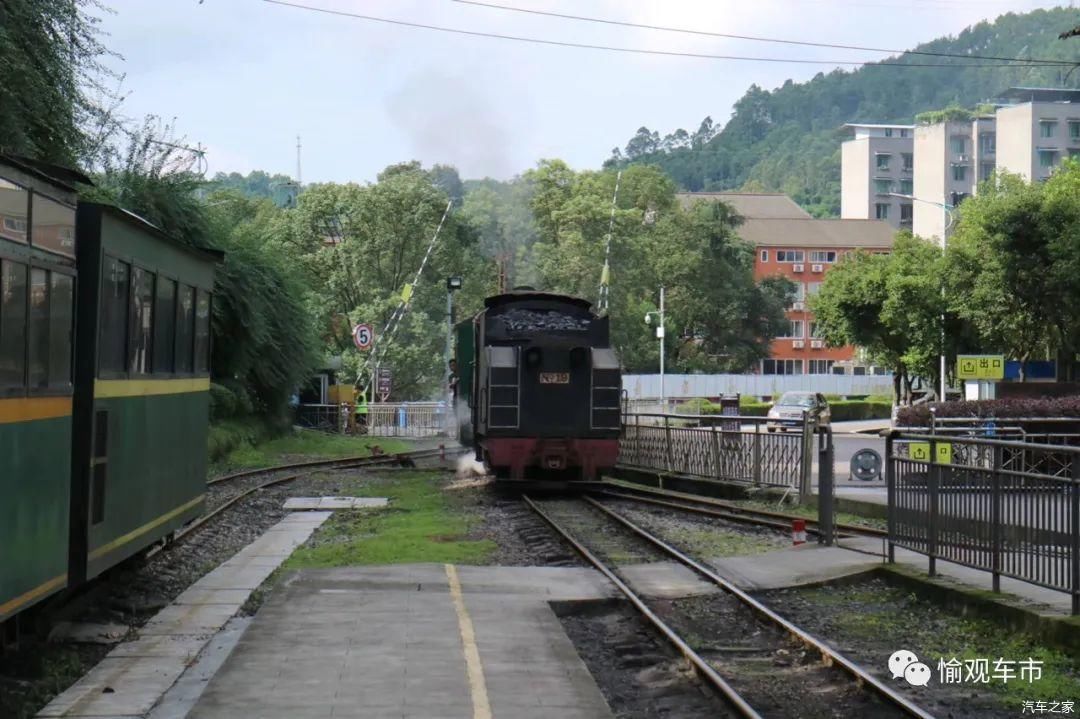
[599,481,887,538]
[583,496,937,719]
[521,495,764,719]
[207,449,450,486]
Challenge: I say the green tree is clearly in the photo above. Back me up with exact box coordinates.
[84,122,321,417]
[279,162,487,399]
[0,0,111,164]
[945,164,1080,380]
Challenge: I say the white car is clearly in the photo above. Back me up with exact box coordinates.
[766,392,831,432]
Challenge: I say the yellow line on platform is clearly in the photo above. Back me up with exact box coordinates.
[445,563,492,719]
[94,377,210,398]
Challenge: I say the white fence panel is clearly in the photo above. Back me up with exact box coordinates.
[623,373,893,400]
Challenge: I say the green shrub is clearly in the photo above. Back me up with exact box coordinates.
[207,417,278,464]
[829,400,892,421]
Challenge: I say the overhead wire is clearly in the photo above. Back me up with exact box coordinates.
[451,0,1076,66]
[260,0,1078,68]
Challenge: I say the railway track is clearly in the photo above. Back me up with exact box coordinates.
[524,495,934,719]
[147,446,460,558]
[594,481,887,539]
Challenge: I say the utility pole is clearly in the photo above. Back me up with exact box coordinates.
[645,286,666,413]
[296,135,302,186]
[660,285,666,411]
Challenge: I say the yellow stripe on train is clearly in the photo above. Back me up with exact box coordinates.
[94,377,211,398]
[0,396,72,424]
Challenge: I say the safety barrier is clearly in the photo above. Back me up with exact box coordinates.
[886,431,1080,614]
[296,402,452,438]
[618,413,813,492]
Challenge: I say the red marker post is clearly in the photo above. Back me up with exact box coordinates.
[792,519,807,546]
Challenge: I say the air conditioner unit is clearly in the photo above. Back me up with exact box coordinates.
[792,340,805,349]
[792,263,805,273]
[954,154,971,163]
[792,301,805,311]
[811,264,824,273]
[811,340,824,349]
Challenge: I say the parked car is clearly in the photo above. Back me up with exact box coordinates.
[766,392,831,432]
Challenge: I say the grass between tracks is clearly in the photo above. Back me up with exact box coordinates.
[283,471,495,567]
[211,429,411,474]
[788,581,1080,704]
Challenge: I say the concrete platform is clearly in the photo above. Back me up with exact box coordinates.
[36,512,331,718]
[618,561,720,598]
[188,564,617,719]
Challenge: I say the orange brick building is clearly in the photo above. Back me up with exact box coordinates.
[677,193,896,376]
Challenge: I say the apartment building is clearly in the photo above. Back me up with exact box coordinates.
[995,87,1080,181]
[912,116,996,239]
[745,218,897,375]
[840,123,915,230]
[677,192,897,375]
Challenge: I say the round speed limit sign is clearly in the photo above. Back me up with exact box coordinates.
[352,323,373,351]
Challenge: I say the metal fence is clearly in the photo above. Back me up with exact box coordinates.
[623,373,894,400]
[619,413,813,492]
[295,402,451,438]
[887,431,1080,614]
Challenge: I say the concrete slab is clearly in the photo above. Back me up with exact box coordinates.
[187,564,614,719]
[708,543,883,590]
[36,512,329,718]
[283,496,388,510]
[618,561,720,598]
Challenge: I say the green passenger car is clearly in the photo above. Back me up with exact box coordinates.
[0,156,83,623]
[70,204,220,585]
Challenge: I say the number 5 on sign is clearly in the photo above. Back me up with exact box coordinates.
[353,323,373,351]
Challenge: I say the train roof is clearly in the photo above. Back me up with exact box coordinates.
[0,153,92,191]
[482,290,593,312]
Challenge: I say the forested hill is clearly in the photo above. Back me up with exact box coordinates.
[605,8,1080,217]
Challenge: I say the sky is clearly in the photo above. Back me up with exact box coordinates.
[94,0,1071,183]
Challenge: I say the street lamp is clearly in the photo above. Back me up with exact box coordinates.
[888,193,956,403]
[644,286,666,413]
[445,277,462,410]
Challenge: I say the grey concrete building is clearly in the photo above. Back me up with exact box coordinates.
[840,123,914,230]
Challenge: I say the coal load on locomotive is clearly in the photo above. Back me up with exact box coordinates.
[454,290,622,484]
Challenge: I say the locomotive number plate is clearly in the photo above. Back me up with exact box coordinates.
[539,372,570,384]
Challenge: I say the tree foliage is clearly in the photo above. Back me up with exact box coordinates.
[944,163,1080,378]
[605,8,1079,216]
[84,122,321,417]
[275,163,491,399]
[517,162,791,373]
[0,0,112,165]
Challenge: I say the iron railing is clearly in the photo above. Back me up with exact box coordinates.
[295,402,451,438]
[619,413,814,492]
[887,431,1080,614]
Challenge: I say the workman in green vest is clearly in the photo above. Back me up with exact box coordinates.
[354,389,369,434]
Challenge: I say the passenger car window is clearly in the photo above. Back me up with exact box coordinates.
[0,179,28,244]
[0,260,28,389]
[31,194,76,258]
[28,268,48,388]
[100,256,130,374]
